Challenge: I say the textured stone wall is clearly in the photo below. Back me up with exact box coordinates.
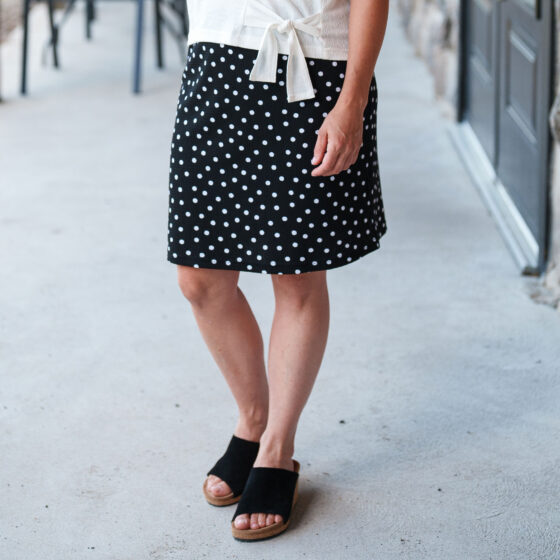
[0,0,23,43]
[397,0,459,118]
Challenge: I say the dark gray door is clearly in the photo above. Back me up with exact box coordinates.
[465,0,499,162]
[462,0,552,265]
[496,0,552,245]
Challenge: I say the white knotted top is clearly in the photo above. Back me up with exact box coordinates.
[186,0,351,103]
[243,3,322,102]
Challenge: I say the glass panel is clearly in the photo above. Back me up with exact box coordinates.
[512,0,539,18]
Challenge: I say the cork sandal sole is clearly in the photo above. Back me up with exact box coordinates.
[231,459,300,542]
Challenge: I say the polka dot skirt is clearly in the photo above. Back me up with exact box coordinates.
[167,41,387,274]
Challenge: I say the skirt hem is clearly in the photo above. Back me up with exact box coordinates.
[167,231,387,275]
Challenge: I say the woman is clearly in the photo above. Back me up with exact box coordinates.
[167,0,389,542]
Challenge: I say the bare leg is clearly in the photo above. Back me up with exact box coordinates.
[233,270,330,530]
[177,265,269,497]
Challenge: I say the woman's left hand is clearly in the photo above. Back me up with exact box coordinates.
[310,103,365,177]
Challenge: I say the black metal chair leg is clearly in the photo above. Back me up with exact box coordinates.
[46,0,59,66]
[21,0,32,94]
[133,0,144,93]
[183,2,189,37]
[86,0,94,38]
[155,0,163,68]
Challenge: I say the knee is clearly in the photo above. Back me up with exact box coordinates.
[176,266,236,307]
[272,271,327,305]
[177,271,208,305]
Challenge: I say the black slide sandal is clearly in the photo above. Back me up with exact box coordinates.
[230,459,300,541]
[203,435,260,506]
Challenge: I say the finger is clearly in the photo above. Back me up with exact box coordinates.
[337,145,361,172]
[334,147,359,174]
[312,151,340,176]
[317,150,344,175]
[311,149,338,175]
[311,140,343,176]
[351,150,361,166]
[340,150,358,172]
[311,129,328,166]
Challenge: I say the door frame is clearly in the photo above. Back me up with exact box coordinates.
[452,0,555,274]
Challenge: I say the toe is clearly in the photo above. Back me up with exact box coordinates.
[207,474,219,488]
[235,512,284,530]
[214,481,228,496]
[234,514,250,529]
[250,513,260,529]
[207,477,232,497]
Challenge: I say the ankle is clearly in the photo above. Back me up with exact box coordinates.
[235,409,268,442]
[257,431,295,462]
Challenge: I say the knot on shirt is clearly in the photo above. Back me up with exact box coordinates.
[242,1,322,103]
[276,19,295,34]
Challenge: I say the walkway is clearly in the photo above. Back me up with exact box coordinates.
[1,3,559,559]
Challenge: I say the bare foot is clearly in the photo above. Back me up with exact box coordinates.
[232,449,294,530]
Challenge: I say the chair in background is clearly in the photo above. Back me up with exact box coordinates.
[20,0,61,94]
[137,0,189,93]
[19,0,189,95]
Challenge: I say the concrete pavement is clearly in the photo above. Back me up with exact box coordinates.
[1,3,559,559]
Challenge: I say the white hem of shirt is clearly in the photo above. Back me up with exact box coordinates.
[186,28,349,62]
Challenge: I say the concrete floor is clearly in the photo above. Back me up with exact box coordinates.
[1,3,559,559]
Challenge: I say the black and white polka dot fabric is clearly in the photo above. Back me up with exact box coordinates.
[167,41,387,274]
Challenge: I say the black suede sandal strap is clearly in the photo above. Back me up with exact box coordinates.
[230,466,299,523]
[206,435,260,497]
